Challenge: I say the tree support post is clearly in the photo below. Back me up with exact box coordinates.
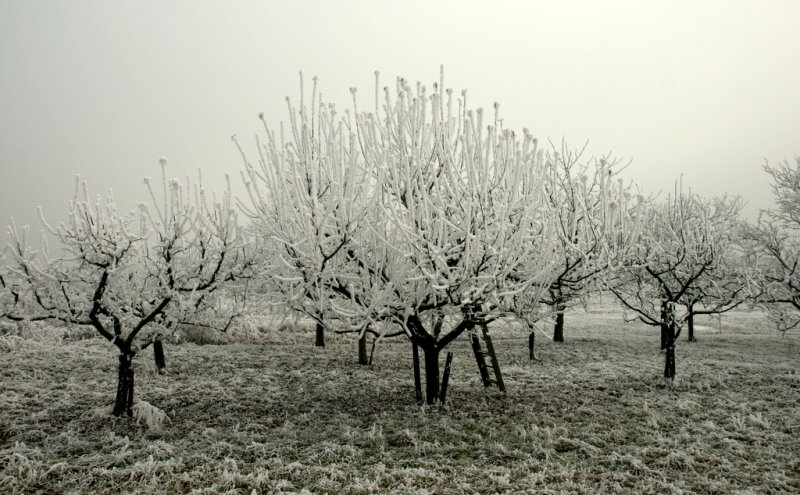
[471,333,491,386]
[481,324,506,392]
[439,352,454,403]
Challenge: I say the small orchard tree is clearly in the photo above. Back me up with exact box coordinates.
[241,70,561,404]
[6,162,249,416]
[532,142,642,343]
[746,157,800,331]
[610,190,745,378]
[681,232,753,342]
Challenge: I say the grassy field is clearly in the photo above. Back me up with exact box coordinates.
[1,306,798,494]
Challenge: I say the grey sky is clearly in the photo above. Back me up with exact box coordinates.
[2,0,799,242]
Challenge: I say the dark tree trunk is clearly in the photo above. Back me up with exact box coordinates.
[315,322,325,347]
[664,327,676,379]
[660,300,669,350]
[663,318,677,379]
[422,345,440,405]
[153,339,166,374]
[358,332,368,365]
[687,307,696,342]
[113,353,135,417]
[659,301,677,379]
[553,310,565,343]
[528,331,536,361]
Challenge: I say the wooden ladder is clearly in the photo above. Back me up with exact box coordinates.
[470,323,506,392]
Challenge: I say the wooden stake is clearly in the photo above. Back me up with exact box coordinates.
[439,351,454,403]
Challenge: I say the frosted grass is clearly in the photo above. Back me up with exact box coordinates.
[1,306,797,494]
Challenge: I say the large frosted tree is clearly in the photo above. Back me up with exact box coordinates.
[6,163,249,416]
[241,70,561,404]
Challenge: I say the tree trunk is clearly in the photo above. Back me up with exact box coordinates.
[528,331,536,361]
[553,310,565,343]
[153,339,166,374]
[660,300,669,350]
[315,322,325,347]
[422,345,440,405]
[113,353,135,417]
[687,307,696,342]
[358,332,368,365]
[664,322,676,379]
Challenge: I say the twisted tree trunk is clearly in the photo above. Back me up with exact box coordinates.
[113,352,135,416]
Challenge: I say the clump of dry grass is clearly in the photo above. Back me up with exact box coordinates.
[0,307,797,494]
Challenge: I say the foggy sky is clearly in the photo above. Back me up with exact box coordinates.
[2,0,799,244]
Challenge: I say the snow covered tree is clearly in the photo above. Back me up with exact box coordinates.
[6,162,250,416]
[746,157,800,331]
[680,233,753,342]
[610,190,745,378]
[526,142,643,343]
[241,70,560,404]
[237,74,372,350]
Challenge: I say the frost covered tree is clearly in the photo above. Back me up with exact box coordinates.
[746,157,800,331]
[241,70,560,404]
[610,190,745,378]
[680,237,752,342]
[237,75,372,350]
[524,143,643,343]
[0,248,51,327]
[6,162,249,416]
